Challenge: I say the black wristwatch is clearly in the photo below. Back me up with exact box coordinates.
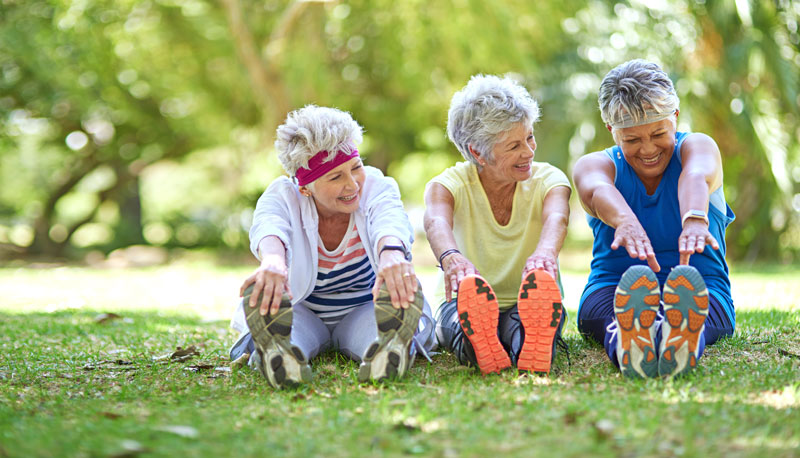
[379,244,411,261]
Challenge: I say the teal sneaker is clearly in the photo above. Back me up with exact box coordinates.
[614,265,661,379]
[658,266,708,378]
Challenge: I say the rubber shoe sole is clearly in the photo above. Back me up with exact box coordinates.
[457,275,511,375]
[658,265,709,378]
[517,270,563,374]
[243,285,312,389]
[358,281,424,383]
[614,265,661,379]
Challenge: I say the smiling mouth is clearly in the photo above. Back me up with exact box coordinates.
[338,193,358,202]
[640,153,662,165]
[514,162,532,170]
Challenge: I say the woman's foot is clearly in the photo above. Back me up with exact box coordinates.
[658,265,708,377]
[516,270,564,374]
[614,265,661,379]
[243,286,312,389]
[456,275,511,375]
[358,281,424,382]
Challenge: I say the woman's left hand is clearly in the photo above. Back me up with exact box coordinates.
[522,250,558,282]
[373,250,418,309]
[679,219,719,265]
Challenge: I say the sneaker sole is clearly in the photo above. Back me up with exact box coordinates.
[517,270,563,374]
[457,275,511,375]
[614,265,660,379]
[658,265,708,378]
[358,281,424,383]
[243,285,312,389]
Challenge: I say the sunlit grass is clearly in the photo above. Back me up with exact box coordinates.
[0,258,798,457]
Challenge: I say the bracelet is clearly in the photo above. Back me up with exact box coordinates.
[437,248,460,270]
[379,244,410,261]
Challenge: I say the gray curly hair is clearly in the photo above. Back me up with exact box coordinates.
[274,105,363,176]
[598,59,679,130]
[447,74,540,165]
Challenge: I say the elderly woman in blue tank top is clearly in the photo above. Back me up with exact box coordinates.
[572,60,735,378]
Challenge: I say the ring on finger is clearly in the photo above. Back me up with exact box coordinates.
[403,272,412,277]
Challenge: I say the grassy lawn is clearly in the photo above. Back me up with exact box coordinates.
[1,257,798,457]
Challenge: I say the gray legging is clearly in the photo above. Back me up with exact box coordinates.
[230,300,436,362]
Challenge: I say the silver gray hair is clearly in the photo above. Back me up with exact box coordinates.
[598,60,680,129]
[274,105,363,176]
[447,74,541,165]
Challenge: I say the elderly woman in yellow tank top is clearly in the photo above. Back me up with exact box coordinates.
[423,75,572,375]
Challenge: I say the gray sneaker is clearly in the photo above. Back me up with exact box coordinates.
[358,282,423,382]
[243,285,312,389]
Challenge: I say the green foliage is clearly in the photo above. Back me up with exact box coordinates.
[1,0,798,261]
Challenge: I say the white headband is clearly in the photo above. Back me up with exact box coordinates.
[607,109,677,129]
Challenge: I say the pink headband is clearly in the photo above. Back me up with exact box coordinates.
[295,148,360,186]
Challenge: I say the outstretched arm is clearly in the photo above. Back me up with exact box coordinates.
[573,152,661,272]
[677,133,723,265]
[240,235,291,317]
[523,185,571,281]
[423,182,479,301]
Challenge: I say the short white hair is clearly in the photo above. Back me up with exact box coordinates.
[447,74,540,165]
[599,60,679,129]
[274,105,363,176]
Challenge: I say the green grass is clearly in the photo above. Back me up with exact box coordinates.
[1,261,798,457]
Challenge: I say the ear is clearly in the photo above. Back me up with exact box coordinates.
[675,109,680,119]
[606,124,612,132]
[298,186,312,197]
[467,144,483,164]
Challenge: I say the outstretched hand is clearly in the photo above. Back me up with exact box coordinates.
[611,219,660,272]
[441,252,479,301]
[679,219,719,265]
[240,253,291,317]
[372,250,418,309]
[522,250,558,282]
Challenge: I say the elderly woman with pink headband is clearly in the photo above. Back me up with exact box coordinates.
[229,105,435,389]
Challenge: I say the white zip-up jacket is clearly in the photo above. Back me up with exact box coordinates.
[230,166,414,333]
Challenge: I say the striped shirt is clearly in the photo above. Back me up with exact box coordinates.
[303,216,376,325]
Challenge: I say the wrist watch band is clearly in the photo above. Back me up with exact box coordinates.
[379,244,410,261]
[681,209,709,226]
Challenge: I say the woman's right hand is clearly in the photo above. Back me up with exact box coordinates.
[239,253,291,317]
[611,217,661,272]
[442,252,479,301]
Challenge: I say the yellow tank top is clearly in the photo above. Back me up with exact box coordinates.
[430,161,570,309]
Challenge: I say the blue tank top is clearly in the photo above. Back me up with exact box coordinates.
[580,132,736,326]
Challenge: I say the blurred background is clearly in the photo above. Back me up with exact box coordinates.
[1,0,799,267]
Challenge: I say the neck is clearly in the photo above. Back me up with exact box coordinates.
[314,201,351,224]
[477,167,516,198]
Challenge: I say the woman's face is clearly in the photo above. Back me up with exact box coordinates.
[614,117,677,186]
[304,157,366,217]
[480,122,537,184]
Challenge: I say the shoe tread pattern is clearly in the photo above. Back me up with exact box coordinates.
[516,270,563,374]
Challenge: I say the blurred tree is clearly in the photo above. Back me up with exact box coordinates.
[0,0,798,262]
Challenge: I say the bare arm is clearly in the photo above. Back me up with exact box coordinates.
[239,235,291,316]
[677,133,723,264]
[522,185,571,280]
[573,152,661,272]
[423,182,479,301]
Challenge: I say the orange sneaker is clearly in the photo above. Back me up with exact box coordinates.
[517,270,564,374]
[456,275,511,375]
